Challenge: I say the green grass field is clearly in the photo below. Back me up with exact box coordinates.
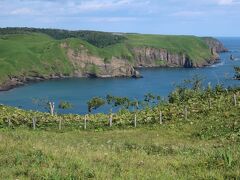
[0,33,73,83]
[1,126,239,179]
[0,29,213,84]
[0,87,239,179]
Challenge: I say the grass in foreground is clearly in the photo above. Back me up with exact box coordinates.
[0,123,239,179]
[0,87,240,179]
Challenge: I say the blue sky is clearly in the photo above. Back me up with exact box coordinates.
[0,0,239,36]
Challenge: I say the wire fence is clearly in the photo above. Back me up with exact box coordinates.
[1,93,239,131]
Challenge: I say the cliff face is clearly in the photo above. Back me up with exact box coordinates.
[202,37,228,63]
[131,38,227,68]
[132,47,193,68]
[62,43,140,78]
[203,37,228,53]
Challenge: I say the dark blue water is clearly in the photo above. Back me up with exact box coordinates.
[0,37,239,114]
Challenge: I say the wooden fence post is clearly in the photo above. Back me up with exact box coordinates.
[225,88,229,94]
[134,113,137,128]
[49,102,55,116]
[8,118,11,127]
[84,115,87,130]
[109,113,113,127]
[208,98,212,109]
[234,94,237,106]
[159,111,163,124]
[32,117,36,130]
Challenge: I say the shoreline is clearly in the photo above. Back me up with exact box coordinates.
[0,73,144,92]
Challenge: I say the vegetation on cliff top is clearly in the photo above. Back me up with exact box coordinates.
[0,27,126,48]
[0,28,215,84]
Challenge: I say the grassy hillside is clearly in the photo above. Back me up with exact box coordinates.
[0,33,73,83]
[0,27,126,48]
[0,28,214,85]
[0,86,239,179]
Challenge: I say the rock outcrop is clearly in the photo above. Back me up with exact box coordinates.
[203,37,228,53]
[202,37,228,63]
[131,38,227,68]
[0,74,68,91]
[132,47,193,68]
[63,43,140,78]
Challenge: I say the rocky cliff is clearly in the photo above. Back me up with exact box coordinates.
[132,47,193,68]
[202,37,228,53]
[131,38,227,68]
[62,42,140,78]
[63,37,227,77]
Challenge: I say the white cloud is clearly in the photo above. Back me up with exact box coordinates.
[218,0,233,5]
[10,8,34,15]
[169,0,240,6]
[0,0,151,18]
[216,0,240,5]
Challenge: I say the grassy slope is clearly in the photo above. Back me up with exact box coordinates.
[0,32,213,84]
[0,89,239,179]
[0,33,73,83]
